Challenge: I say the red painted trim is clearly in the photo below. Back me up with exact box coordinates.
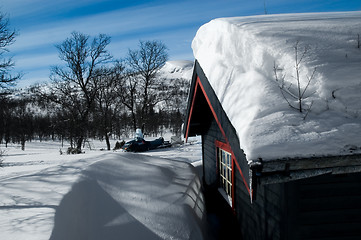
[196,77,251,197]
[215,140,232,153]
[196,77,227,139]
[185,75,252,198]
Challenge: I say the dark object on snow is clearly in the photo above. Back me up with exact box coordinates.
[113,140,125,150]
[67,147,82,154]
[122,137,168,152]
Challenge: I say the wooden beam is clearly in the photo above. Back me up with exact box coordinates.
[261,154,361,173]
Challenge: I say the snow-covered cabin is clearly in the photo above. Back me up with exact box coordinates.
[184,12,361,239]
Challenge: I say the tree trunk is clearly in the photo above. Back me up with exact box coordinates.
[21,136,25,151]
[131,110,137,131]
[76,137,83,152]
[105,133,110,151]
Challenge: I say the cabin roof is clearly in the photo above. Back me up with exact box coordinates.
[190,11,361,163]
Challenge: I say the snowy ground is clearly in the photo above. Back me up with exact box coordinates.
[0,137,202,240]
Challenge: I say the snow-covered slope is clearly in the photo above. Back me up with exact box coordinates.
[159,60,193,80]
[192,11,361,162]
[156,60,193,112]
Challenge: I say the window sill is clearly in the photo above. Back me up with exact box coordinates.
[218,188,232,207]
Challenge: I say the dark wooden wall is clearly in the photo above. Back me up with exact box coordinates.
[234,173,286,240]
[203,122,361,240]
[286,172,361,240]
[202,117,225,188]
[201,102,286,240]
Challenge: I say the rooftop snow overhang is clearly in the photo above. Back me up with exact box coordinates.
[192,11,361,163]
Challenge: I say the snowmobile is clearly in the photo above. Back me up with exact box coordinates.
[122,129,171,152]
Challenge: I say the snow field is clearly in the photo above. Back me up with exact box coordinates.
[0,141,106,240]
[0,137,203,240]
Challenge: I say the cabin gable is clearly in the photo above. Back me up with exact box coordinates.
[185,61,251,199]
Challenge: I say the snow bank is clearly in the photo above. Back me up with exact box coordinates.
[192,11,361,162]
[50,153,209,240]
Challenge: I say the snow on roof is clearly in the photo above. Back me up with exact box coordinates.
[192,11,361,162]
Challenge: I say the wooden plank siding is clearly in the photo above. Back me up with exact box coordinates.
[287,172,361,240]
[202,118,225,188]
[235,173,286,240]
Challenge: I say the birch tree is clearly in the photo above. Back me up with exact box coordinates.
[125,40,168,131]
[50,32,112,152]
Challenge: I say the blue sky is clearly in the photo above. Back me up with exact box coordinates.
[1,0,360,87]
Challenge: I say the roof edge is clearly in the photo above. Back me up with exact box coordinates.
[251,154,361,184]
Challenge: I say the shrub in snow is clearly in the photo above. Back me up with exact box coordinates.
[273,41,317,118]
[0,149,4,165]
[66,147,82,155]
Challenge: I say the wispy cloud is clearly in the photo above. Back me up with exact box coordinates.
[1,0,360,87]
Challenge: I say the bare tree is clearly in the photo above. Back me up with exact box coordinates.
[94,62,125,150]
[118,70,138,131]
[273,41,316,116]
[0,12,21,89]
[125,40,168,131]
[50,32,112,151]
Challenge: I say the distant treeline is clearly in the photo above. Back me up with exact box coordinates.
[0,75,189,151]
[0,30,191,151]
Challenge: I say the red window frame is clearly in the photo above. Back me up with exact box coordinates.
[215,140,235,209]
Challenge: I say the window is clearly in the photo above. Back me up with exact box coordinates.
[218,147,233,205]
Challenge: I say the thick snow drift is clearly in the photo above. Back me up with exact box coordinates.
[50,153,208,240]
[192,11,361,162]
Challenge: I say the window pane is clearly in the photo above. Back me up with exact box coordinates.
[217,147,233,201]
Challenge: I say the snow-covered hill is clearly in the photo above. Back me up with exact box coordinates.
[159,60,194,80]
[192,11,361,162]
[155,60,194,113]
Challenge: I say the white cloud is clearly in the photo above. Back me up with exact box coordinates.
[3,0,262,87]
[15,52,60,70]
